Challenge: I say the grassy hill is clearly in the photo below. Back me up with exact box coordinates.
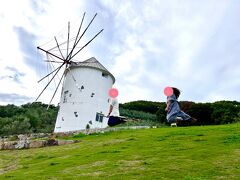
[0,123,240,179]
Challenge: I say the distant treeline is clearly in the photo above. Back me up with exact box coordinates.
[0,100,239,136]
[0,102,58,136]
[120,100,240,125]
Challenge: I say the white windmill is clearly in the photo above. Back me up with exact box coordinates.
[36,13,115,132]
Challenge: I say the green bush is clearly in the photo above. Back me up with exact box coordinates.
[120,108,157,121]
[0,102,58,136]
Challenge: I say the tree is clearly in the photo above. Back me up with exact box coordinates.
[120,101,161,114]
[211,101,240,124]
[187,103,213,125]
[156,103,167,124]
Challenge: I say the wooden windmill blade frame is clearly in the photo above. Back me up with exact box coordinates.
[35,12,104,108]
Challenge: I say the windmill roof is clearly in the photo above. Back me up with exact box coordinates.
[70,57,115,83]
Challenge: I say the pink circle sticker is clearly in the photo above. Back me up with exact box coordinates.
[164,86,173,96]
[108,88,119,98]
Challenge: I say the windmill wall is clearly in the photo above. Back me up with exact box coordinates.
[54,59,115,132]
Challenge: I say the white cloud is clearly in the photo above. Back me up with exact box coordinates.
[100,0,239,103]
[0,0,239,105]
[0,0,89,105]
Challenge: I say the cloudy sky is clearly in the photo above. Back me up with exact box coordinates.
[0,0,240,105]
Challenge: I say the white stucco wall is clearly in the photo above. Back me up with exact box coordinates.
[54,66,114,132]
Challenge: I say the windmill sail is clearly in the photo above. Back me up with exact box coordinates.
[36,13,116,132]
[36,13,103,107]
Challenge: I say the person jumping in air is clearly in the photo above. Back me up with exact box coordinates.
[165,87,197,125]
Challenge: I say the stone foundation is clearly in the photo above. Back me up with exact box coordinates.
[0,126,150,150]
[0,134,80,150]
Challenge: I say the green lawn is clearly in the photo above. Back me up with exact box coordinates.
[0,123,239,179]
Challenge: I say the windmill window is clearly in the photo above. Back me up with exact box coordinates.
[95,112,103,122]
[74,112,78,117]
[99,115,103,122]
[63,90,69,103]
[77,85,84,92]
[102,72,108,78]
[79,86,84,91]
[86,124,90,130]
[95,113,99,121]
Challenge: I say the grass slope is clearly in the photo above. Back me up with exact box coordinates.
[0,124,240,179]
